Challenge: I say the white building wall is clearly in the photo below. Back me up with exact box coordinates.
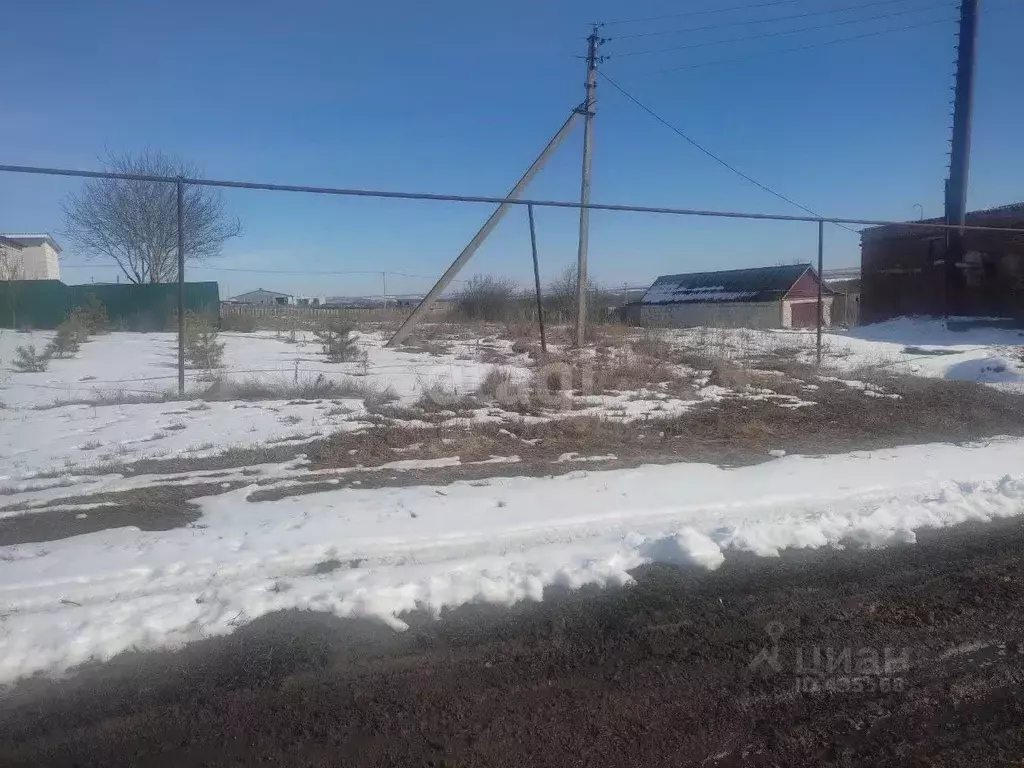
[17,242,61,280]
[639,301,782,329]
[232,290,292,306]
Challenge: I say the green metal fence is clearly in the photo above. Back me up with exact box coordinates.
[0,280,220,330]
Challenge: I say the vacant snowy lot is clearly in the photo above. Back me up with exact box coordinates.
[1,317,1023,683]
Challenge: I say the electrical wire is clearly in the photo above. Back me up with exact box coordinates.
[601,0,807,27]
[599,72,860,234]
[644,16,953,73]
[56,264,470,282]
[610,3,954,57]
[609,0,941,40]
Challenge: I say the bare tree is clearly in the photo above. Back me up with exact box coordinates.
[62,149,243,284]
[454,274,520,321]
[546,265,615,324]
[0,240,24,327]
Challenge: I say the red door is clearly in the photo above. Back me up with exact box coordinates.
[790,301,817,328]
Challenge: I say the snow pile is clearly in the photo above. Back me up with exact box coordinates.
[828,318,1024,386]
[944,355,1024,385]
[2,438,1024,683]
[642,528,725,570]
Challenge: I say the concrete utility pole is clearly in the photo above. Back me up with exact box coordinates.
[574,25,601,347]
[386,110,581,347]
[945,0,979,315]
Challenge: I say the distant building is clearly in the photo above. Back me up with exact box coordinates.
[0,233,62,280]
[228,288,292,306]
[860,202,1024,323]
[823,267,861,327]
[631,264,833,329]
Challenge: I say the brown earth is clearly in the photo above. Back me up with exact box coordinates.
[3,375,1023,545]
[2,517,1024,767]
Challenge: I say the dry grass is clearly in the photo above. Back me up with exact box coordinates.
[34,375,398,410]
[397,339,454,357]
[477,366,516,399]
[707,360,750,388]
[629,330,674,360]
[200,375,397,406]
[600,351,676,392]
[34,389,181,410]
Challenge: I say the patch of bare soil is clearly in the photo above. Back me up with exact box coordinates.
[0,484,224,546]
[4,375,1022,542]
[2,517,1024,767]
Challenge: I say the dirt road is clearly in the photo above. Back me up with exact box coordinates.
[3,518,1024,767]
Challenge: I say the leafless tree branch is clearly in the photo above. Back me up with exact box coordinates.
[61,149,243,284]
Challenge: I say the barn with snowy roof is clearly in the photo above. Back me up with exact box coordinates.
[633,264,833,329]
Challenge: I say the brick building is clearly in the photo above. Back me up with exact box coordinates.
[860,203,1024,324]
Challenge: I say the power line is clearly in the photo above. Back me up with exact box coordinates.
[601,0,806,27]
[609,0,940,40]
[610,3,954,57]
[645,16,953,73]
[6,163,1022,231]
[57,264,469,282]
[599,72,860,234]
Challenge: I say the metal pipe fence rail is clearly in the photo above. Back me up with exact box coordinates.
[220,304,420,319]
[5,161,1024,393]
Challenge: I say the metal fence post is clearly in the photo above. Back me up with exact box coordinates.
[816,218,824,367]
[177,178,185,395]
[528,204,547,354]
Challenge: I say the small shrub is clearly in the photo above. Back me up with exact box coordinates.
[198,373,396,404]
[313,319,361,363]
[220,312,257,332]
[455,274,519,321]
[477,366,517,400]
[503,311,536,342]
[601,352,674,391]
[45,318,85,358]
[11,344,49,372]
[70,294,109,334]
[630,331,673,360]
[707,359,750,389]
[185,312,225,370]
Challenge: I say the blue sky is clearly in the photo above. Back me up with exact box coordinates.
[1,0,1022,298]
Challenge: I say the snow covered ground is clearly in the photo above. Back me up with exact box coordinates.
[665,317,1024,389]
[2,437,1024,683]
[1,317,1023,684]
[0,329,506,480]
[0,326,802,481]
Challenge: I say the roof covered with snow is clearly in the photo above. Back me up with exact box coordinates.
[641,264,815,305]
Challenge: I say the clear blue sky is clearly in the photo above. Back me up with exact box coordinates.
[1,0,1022,298]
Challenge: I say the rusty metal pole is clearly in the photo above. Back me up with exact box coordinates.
[177,178,185,395]
[816,218,824,367]
[527,204,547,353]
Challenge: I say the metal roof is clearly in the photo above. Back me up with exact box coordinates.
[230,288,292,298]
[641,264,817,305]
[860,202,1024,240]
[0,233,62,253]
